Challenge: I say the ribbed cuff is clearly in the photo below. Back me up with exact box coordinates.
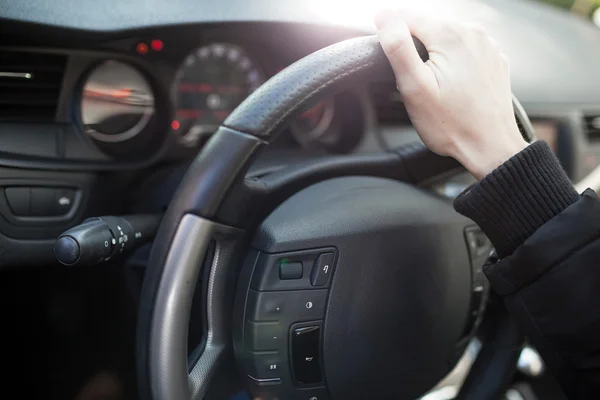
[454,141,580,258]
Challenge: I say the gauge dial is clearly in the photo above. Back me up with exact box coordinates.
[290,99,335,145]
[81,61,154,143]
[172,43,264,146]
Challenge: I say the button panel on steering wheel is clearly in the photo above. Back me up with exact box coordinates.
[250,248,338,291]
[234,247,338,400]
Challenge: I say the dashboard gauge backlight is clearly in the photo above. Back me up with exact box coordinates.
[172,43,264,147]
[80,60,154,143]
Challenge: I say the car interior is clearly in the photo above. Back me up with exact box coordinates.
[1,0,600,399]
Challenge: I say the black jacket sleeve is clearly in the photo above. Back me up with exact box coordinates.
[454,141,600,399]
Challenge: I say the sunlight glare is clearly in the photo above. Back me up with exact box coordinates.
[307,0,468,27]
[593,7,600,28]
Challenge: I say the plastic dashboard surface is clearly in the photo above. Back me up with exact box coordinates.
[0,23,386,171]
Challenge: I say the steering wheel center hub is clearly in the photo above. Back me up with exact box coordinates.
[235,177,480,399]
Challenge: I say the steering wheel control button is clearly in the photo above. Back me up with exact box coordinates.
[291,325,323,385]
[473,264,485,288]
[465,227,492,261]
[245,321,284,351]
[250,248,337,291]
[292,290,327,321]
[246,290,284,321]
[247,290,328,322]
[459,227,492,339]
[247,352,284,380]
[4,187,30,216]
[310,252,335,287]
[280,262,303,280]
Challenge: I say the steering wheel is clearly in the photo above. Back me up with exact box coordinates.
[137,35,533,400]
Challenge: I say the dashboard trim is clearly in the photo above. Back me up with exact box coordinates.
[0,45,174,170]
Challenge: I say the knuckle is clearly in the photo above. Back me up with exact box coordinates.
[442,23,467,45]
[383,35,410,59]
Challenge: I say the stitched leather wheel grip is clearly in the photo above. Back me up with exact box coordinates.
[137,35,534,400]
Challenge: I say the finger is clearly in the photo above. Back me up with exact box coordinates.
[401,9,447,45]
[374,9,431,87]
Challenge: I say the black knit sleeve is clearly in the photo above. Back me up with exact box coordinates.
[453,140,580,258]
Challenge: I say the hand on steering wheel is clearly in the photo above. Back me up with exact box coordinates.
[376,9,528,179]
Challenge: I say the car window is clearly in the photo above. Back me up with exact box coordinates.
[533,0,600,26]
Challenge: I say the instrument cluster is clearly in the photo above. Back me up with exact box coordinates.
[75,37,367,162]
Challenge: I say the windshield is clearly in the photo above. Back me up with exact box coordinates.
[309,0,600,29]
[534,0,600,26]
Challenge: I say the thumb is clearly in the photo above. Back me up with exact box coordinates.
[375,10,431,92]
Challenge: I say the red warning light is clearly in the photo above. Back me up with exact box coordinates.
[136,42,149,55]
[171,120,180,130]
[150,39,164,52]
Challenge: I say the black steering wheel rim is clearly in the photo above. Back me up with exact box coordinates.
[137,35,533,400]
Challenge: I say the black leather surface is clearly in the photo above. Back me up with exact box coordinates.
[224,35,394,140]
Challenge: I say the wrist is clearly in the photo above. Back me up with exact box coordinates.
[453,133,528,180]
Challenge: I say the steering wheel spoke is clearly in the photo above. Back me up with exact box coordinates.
[217,142,466,229]
[188,228,244,400]
[148,214,242,400]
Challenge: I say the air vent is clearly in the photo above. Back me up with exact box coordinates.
[370,82,411,125]
[0,51,67,122]
[585,115,600,141]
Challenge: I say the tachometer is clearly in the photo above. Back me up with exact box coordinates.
[290,99,335,145]
[172,43,264,146]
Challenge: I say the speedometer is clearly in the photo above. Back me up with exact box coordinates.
[172,43,264,146]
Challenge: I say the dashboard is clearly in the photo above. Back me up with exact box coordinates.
[0,24,411,173]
